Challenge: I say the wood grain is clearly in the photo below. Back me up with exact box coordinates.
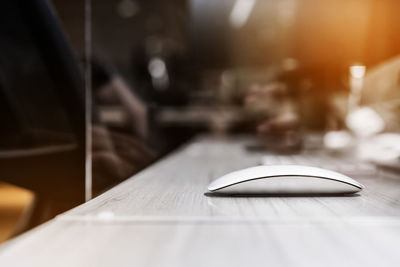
[63,136,400,220]
[1,135,400,267]
[1,219,400,267]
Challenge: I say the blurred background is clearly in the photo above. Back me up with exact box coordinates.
[1,0,400,242]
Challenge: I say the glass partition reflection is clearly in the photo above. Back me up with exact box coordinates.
[87,0,400,198]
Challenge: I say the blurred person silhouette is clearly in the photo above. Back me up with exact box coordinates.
[90,58,156,194]
[361,55,400,131]
[244,82,301,152]
[242,54,400,155]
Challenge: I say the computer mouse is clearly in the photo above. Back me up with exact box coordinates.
[208,165,364,195]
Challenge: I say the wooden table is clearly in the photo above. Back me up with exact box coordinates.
[1,135,400,267]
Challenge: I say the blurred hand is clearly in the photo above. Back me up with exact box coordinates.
[92,125,155,193]
[244,82,301,152]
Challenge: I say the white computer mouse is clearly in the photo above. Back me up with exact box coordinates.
[208,165,364,195]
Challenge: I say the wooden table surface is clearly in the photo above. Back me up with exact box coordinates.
[1,135,400,267]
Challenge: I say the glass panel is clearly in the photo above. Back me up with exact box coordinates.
[87,0,400,196]
[0,0,86,236]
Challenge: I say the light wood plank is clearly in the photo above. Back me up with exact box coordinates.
[62,136,400,221]
[1,219,400,267]
[1,135,400,267]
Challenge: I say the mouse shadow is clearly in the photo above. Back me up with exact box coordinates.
[204,192,361,198]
